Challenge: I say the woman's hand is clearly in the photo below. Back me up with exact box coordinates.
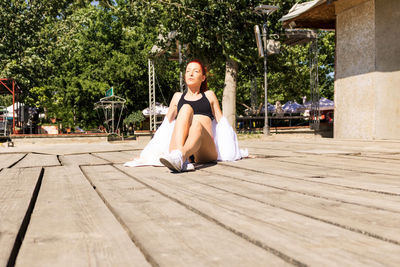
[165,92,182,123]
[205,90,223,123]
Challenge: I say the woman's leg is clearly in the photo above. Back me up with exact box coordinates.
[169,104,193,153]
[161,109,216,172]
[182,116,217,163]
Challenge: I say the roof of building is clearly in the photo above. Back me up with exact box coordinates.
[280,0,336,30]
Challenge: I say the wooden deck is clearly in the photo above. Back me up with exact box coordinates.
[1,136,400,266]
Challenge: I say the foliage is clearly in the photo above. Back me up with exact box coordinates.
[0,95,12,107]
[123,110,145,127]
[0,0,335,127]
[0,0,74,89]
[152,0,335,114]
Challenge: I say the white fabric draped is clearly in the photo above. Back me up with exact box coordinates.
[124,116,248,167]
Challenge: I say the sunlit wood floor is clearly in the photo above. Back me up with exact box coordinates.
[1,135,400,266]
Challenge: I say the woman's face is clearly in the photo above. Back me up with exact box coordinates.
[185,62,205,90]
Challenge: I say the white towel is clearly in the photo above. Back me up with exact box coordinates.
[124,116,247,167]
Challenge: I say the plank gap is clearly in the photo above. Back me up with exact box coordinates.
[56,155,61,166]
[205,166,400,214]
[253,154,283,159]
[219,162,400,197]
[90,153,113,163]
[329,154,400,164]
[6,167,44,267]
[80,163,113,167]
[195,177,400,246]
[273,157,396,176]
[79,165,158,267]
[30,152,52,155]
[115,166,307,267]
[61,148,143,156]
[7,154,28,169]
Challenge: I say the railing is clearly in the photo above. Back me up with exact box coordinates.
[237,115,310,133]
[0,107,9,136]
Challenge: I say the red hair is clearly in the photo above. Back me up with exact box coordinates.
[187,59,208,93]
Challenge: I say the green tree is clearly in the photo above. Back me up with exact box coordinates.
[1,0,335,131]
[123,110,145,129]
[0,0,74,89]
[0,95,12,107]
[153,0,262,127]
[23,2,165,128]
[141,0,335,126]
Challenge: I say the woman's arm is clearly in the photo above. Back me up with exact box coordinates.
[206,90,223,123]
[165,92,182,123]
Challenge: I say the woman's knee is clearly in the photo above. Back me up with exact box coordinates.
[177,104,193,117]
[189,119,203,133]
[176,104,193,125]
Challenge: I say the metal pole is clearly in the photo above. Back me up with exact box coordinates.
[179,43,183,93]
[112,101,114,134]
[262,16,270,135]
[12,80,15,134]
[148,59,152,131]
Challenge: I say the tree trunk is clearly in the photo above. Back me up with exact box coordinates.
[222,57,238,130]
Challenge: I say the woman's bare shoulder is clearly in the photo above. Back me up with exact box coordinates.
[205,90,217,98]
[174,91,183,97]
[170,92,183,104]
[205,90,218,102]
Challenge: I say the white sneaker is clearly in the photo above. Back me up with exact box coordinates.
[160,150,184,172]
[182,161,195,172]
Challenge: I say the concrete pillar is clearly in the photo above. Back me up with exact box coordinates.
[374,0,400,139]
[334,0,400,140]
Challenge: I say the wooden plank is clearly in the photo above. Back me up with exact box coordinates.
[243,141,359,157]
[1,142,146,156]
[249,155,400,185]
[0,167,42,267]
[358,153,400,161]
[240,138,400,155]
[59,154,109,166]
[241,142,359,158]
[196,164,400,244]
[13,153,60,168]
[247,147,297,157]
[120,150,143,157]
[0,153,26,168]
[295,139,400,153]
[264,138,400,148]
[314,153,400,174]
[81,165,289,266]
[285,156,400,190]
[16,166,150,267]
[116,165,400,266]
[219,159,400,212]
[334,154,400,164]
[221,158,400,195]
[92,151,140,164]
[240,139,350,151]
[271,154,399,176]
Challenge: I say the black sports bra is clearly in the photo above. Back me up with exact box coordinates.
[177,91,214,120]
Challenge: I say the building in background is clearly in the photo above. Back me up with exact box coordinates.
[281,0,400,140]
